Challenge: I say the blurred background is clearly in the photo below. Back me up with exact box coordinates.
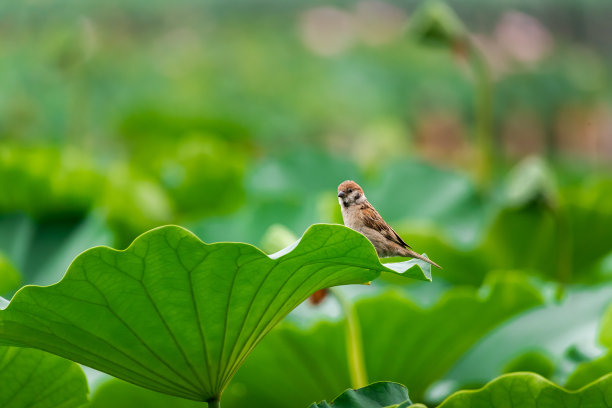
[1,0,611,406]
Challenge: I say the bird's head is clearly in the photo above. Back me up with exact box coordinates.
[337,180,365,208]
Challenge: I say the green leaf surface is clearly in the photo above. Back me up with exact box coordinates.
[0,346,88,408]
[567,353,612,391]
[224,321,350,407]
[223,274,541,407]
[600,304,612,349]
[483,175,612,284]
[359,274,542,402]
[566,303,612,390]
[502,351,555,379]
[563,179,612,282]
[482,206,560,279]
[427,372,612,408]
[309,382,411,408]
[446,283,612,392]
[87,378,202,408]
[0,252,20,295]
[0,224,428,402]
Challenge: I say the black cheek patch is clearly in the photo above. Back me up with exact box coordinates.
[354,193,361,200]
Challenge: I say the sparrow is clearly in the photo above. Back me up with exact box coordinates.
[337,180,441,269]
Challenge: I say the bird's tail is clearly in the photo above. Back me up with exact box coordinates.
[404,249,442,269]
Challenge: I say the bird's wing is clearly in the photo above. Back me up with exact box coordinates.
[360,203,411,249]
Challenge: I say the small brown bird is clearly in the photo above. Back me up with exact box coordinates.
[337,180,441,269]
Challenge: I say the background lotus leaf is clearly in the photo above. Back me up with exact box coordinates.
[428,372,612,408]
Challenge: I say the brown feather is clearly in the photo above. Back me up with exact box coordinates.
[402,248,442,269]
[360,203,411,249]
[338,180,363,194]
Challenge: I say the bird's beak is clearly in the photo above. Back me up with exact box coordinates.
[337,191,345,198]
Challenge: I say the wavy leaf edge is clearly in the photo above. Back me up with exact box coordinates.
[431,372,612,408]
[308,381,412,408]
[2,223,430,310]
[268,223,432,282]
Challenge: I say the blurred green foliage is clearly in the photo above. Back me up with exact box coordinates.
[502,351,555,379]
[0,253,20,295]
[566,304,612,390]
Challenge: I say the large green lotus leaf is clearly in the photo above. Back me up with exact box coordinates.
[222,274,541,407]
[0,224,428,403]
[482,171,612,284]
[482,200,612,284]
[564,179,612,281]
[481,205,560,279]
[359,274,542,402]
[418,372,612,408]
[309,382,411,408]
[0,346,88,408]
[446,283,612,393]
[566,303,612,390]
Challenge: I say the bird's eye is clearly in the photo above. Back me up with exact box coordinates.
[347,189,353,193]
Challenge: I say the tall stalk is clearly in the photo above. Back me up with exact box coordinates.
[467,44,494,189]
[409,0,496,189]
[330,288,368,388]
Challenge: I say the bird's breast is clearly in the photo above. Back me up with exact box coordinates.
[341,205,364,230]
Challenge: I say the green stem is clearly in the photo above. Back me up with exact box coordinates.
[330,288,368,388]
[554,204,572,299]
[467,43,494,189]
[207,398,220,408]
